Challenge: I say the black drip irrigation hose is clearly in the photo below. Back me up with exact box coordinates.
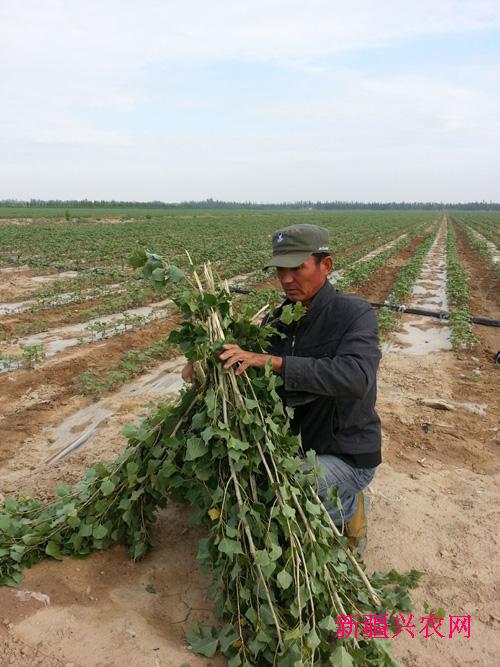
[370,302,500,328]
[228,286,500,328]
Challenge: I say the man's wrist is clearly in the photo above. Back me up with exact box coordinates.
[270,355,283,374]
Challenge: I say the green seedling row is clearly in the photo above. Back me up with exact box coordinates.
[445,223,476,349]
[77,337,175,400]
[452,219,500,278]
[377,225,440,338]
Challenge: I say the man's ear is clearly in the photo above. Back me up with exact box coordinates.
[322,255,333,273]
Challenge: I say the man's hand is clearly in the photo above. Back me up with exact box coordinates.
[218,343,282,376]
[181,362,195,383]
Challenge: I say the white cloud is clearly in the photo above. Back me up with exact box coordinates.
[1,1,499,199]
[32,126,133,146]
[3,1,500,64]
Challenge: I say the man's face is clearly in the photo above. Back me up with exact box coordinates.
[276,255,333,305]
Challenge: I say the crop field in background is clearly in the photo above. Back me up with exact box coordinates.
[0,208,435,274]
[0,208,499,667]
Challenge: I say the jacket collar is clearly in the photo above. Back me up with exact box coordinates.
[301,279,336,323]
[280,279,336,326]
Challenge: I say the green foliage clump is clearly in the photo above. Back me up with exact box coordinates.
[446,224,476,349]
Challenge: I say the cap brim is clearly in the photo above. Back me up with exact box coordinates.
[263,251,312,269]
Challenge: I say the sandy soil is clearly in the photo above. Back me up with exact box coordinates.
[0,266,132,303]
[0,268,58,302]
[0,230,499,666]
[0,315,180,469]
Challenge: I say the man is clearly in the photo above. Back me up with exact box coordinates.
[184,224,381,553]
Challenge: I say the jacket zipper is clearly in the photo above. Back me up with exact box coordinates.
[291,319,300,356]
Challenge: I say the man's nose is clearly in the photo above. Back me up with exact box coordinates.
[277,268,294,284]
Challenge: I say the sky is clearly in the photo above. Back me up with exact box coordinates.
[1,0,499,202]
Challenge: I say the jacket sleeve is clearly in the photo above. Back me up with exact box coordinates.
[281,308,381,400]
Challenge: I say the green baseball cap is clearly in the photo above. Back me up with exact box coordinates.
[263,224,331,268]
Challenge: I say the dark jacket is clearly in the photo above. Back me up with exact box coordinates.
[265,280,382,468]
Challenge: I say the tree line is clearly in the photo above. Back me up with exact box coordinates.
[1,198,499,211]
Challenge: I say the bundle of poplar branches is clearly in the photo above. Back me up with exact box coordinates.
[0,259,420,666]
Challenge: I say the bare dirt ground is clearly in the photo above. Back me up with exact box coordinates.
[368,224,500,667]
[0,315,180,469]
[0,266,132,303]
[0,235,499,666]
[0,268,58,302]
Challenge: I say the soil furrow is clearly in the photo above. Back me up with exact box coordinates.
[356,229,435,303]
[0,315,180,466]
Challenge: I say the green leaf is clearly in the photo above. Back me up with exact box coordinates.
[128,247,147,268]
[281,504,296,519]
[186,623,219,658]
[130,488,144,501]
[126,461,139,477]
[185,437,208,461]
[100,478,116,496]
[151,267,165,283]
[45,541,63,561]
[308,628,321,651]
[218,538,243,556]
[277,569,293,589]
[228,437,249,451]
[0,516,12,532]
[319,616,337,631]
[284,627,301,642]
[269,543,282,561]
[204,388,217,415]
[202,292,217,306]
[330,646,353,667]
[191,411,207,429]
[253,549,271,567]
[200,426,216,443]
[92,525,108,539]
[79,523,93,537]
[122,424,138,439]
[56,483,72,497]
[10,545,26,562]
[305,499,321,516]
[142,258,162,278]
[168,265,185,283]
[218,624,240,653]
[280,303,306,325]
[3,497,18,512]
